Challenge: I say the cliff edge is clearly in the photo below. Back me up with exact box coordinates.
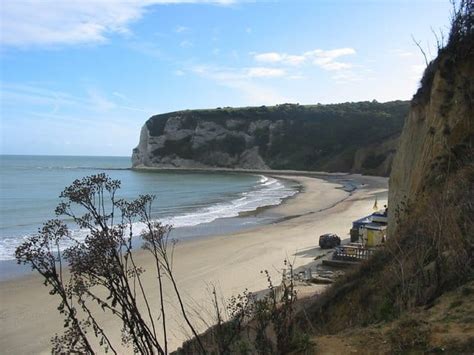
[388,24,474,234]
[132,101,409,176]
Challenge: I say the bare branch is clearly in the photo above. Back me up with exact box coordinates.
[411,34,429,67]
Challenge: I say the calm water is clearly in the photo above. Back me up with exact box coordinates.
[0,155,298,263]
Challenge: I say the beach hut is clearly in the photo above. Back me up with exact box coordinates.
[361,223,387,247]
[350,215,372,242]
[371,209,388,224]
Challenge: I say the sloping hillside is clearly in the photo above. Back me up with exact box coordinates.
[303,1,473,352]
[132,101,408,176]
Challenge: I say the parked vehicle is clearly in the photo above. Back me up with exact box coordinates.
[319,233,341,249]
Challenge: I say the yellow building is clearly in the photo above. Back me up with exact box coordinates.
[362,223,387,247]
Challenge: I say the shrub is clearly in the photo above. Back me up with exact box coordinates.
[16,174,204,354]
[389,317,430,352]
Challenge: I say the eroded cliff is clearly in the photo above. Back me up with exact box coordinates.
[307,0,473,343]
[388,20,474,234]
[132,102,409,176]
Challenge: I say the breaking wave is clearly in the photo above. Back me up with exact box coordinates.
[0,175,297,261]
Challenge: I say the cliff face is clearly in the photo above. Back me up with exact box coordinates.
[132,114,272,170]
[388,34,474,234]
[308,2,473,334]
[132,101,409,176]
[297,10,474,347]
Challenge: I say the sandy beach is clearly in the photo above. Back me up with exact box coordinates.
[0,173,388,354]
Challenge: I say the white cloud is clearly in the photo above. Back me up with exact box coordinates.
[254,52,282,63]
[246,67,285,78]
[254,47,355,70]
[1,83,86,109]
[192,66,285,80]
[1,82,151,117]
[191,66,291,104]
[254,52,305,66]
[304,48,356,59]
[175,25,190,33]
[174,69,185,76]
[284,55,306,65]
[1,0,237,47]
[112,92,128,101]
[87,88,117,112]
[305,48,356,70]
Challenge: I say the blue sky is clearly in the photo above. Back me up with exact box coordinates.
[1,0,452,156]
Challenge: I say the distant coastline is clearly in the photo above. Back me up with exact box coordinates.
[132,164,350,176]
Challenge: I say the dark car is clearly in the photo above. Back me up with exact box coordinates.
[319,233,341,249]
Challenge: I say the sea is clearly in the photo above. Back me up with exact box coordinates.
[0,155,298,278]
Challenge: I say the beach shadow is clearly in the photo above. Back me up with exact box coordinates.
[293,246,325,258]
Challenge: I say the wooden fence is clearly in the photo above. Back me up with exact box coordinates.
[333,245,376,262]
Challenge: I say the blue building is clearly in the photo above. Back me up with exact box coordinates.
[350,208,388,243]
[350,215,372,242]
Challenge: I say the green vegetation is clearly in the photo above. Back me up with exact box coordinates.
[176,262,301,355]
[361,152,391,170]
[145,100,409,175]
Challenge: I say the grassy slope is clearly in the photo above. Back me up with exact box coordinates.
[309,281,474,354]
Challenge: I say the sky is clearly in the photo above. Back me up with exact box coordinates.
[0,0,453,156]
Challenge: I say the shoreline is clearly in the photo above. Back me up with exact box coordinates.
[0,173,305,282]
[0,172,388,354]
[236,175,304,218]
[0,174,304,284]
[0,171,299,273]
[132,165,354,178]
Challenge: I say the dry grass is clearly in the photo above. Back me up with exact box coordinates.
[307,280,474,354]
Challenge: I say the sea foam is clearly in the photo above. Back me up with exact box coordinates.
[0,175,297,261]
